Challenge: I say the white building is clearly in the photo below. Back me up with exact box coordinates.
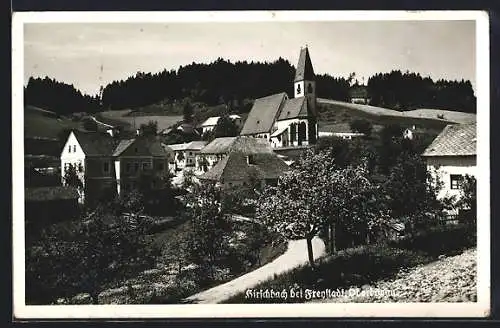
[240,46,318,148]
[422,123,476,201]
[167,141,208,172]
[199,115,242,134]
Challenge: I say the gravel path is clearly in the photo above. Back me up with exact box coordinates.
[184,237,326,304]
[313,248,477,303]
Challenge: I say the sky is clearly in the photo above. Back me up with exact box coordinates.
[23,20,476,96]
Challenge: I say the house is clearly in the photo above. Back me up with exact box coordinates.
[197,151,290,189]
[349,85,370,104]
[60,130,172,204]
[422,123,476,201]
[199,115,242,134]
[240,46,319,148]
[25,186,79,230]
[167,141,208,171]
[195,136,272,173]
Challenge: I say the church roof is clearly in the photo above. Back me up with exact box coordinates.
[294,47,315,82]
[240,92,288,135]
[277,97,309,121]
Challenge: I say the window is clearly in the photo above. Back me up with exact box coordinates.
[134,163,139,172]
[142,162,150,170]
[134,148,138,153]
[68,145,72,153]
[73,145,77,152]
[450,174,463,190]
[158,163,164,171]
[126,163,131,173]
[103,161,110,173]
[307,83,313,94]
[189,152,193,156]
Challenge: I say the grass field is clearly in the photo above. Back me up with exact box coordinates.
[24,106,83,139]
[316,99,469,133]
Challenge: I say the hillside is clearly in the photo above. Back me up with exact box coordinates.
[24,106,82,140]
[317,99,475,134]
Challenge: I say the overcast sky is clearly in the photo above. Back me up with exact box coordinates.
[24,20,476,96]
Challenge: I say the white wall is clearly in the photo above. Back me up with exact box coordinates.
[426,156,476,200]
[60,132,86,186]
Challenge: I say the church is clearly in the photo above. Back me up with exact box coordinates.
[239,46,319,148]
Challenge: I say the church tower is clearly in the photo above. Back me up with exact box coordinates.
[294,46,316,115]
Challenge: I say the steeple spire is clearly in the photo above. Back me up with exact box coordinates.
[294,46,315,82]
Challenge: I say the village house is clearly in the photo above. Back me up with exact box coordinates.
[195,136,272,174]
[197,150,290,189]
[199,115,242,135]
[349,85,370,105]
[240,46,319,149]
[168,141,208,172]
[60,130,172,204]
[422,122,476,201]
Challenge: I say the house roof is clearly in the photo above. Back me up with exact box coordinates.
[72,130,118,156]
[112,139,136,156]
[201,116,221,127]
[240,92,288,135]
[277,97,308,121]
[294,47,315,82]
[198,151,289,182]
[25,186,79,202]
[271,125,288,137]
[167,141,207,151]
[200,137,238,154]
[422,123,476,157]
[200,136,273,155]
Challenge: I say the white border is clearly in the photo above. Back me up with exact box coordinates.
[12,10,490,319]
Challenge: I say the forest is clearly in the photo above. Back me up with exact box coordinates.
[24,58,477,116]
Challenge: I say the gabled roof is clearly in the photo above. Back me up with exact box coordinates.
[422,123,476,157]
[72,130,118,156]
[200,136,272,155]
[25,186,79,202]
[112,139,136,156]
[112,137,170,157]
[277,97,308,120]
[200,137,238,154]
[200,116,221,127]
[240,93,288,135]
[167,141,208,152]
[198,151,289,182]
[294,47,315,82]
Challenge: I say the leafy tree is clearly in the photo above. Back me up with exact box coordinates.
[63,163,83,190]
[25,205,160,304]
[138,120,158,136]
[457,175,477,226]
[183,100,194,123]
[211,115,239,139]
[183,183,231,285]
[349,119,373,136]
[382,153,443,233]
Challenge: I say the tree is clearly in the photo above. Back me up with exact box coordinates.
[138,120,158,137]
[183,100,194,123]
[457,175,477,226]
[211,115,239,139]
[63,163,83,190]
[382,153,443,233]
[349,119,373,137]
[183,183,231,285]
[25,205,160,304]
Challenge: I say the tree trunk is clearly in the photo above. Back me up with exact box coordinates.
[90,292,99,305]
[306,237,315,268]
[330,223,336,253]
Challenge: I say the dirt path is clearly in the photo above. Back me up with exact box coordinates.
[183,237,326,304]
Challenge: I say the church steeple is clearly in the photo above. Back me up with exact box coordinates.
[294,46,315,83]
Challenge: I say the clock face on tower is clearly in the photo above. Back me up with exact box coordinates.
[296,83,301,95]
